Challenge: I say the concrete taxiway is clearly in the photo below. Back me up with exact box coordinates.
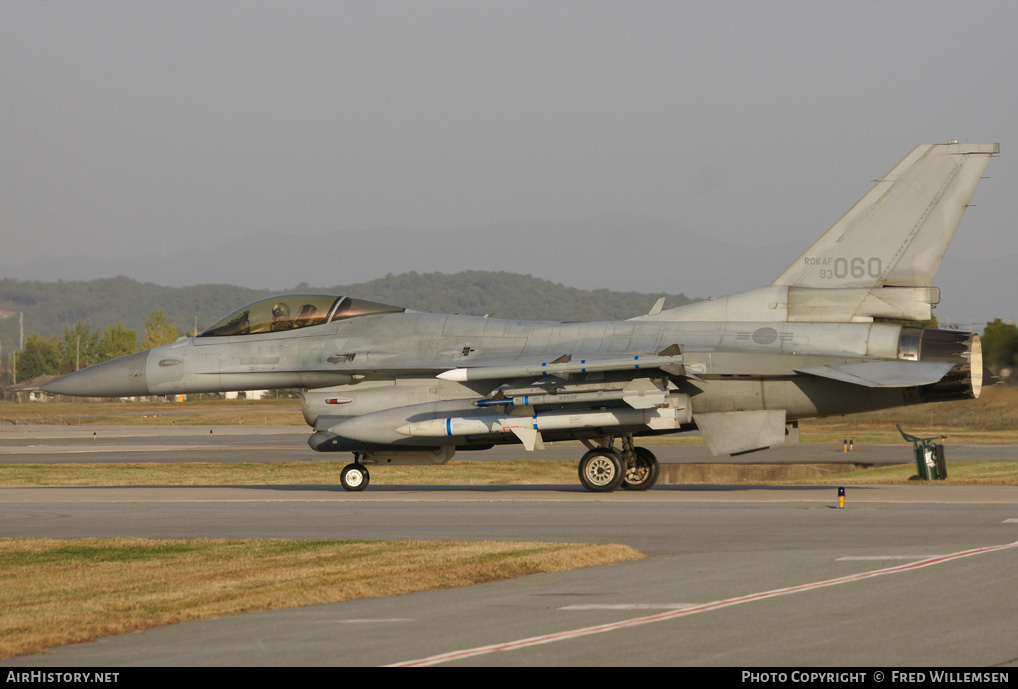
[1,426,1016,666]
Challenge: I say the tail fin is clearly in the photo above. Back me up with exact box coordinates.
[772,142,998,288]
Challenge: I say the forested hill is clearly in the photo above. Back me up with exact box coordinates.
[0,273,695,352]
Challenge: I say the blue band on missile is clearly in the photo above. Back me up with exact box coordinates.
[446,418,452,436]
[532,415,538,430]
[523,395,529,405]
[478,398,513,407]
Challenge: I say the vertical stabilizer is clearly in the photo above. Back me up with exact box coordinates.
[772,142,997,289]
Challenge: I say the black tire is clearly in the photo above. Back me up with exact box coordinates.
[578,449,625,492]
[340,463,370,491]
[621,446,660,491]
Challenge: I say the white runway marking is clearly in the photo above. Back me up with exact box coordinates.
[391,540,1018,667]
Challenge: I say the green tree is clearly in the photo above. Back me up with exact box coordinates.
[141,311,182,350]
[875,315,939,329]
[18,334,61,381]
[98,323,138,361]
[59,321,102,372]
[981,318,1018,372]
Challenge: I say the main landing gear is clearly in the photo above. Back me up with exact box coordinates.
[577,435,660,492]
[340,455,370,492]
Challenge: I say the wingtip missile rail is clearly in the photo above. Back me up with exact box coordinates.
[437,353,686,382]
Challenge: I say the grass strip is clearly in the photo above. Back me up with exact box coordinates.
[0,460,578,486]
[2,460,1016,487]
[786,461,1018,484]
[0,399,304,426]
[0,537,642,659]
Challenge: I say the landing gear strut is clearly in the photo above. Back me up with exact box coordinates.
[578,435,660,492]
[622,446,660,491]
[340,454,370,491]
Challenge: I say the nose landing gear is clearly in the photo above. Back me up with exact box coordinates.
[340,454,370,491]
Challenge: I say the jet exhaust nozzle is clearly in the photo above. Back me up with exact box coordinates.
[899,328,983,403]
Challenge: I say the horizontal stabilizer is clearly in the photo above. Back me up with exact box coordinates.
[795,361,954,388]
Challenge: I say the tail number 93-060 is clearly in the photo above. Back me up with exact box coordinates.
[813,257,882,280]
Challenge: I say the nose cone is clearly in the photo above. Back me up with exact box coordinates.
[42,351,150,397]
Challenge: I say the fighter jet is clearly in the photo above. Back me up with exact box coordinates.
[44,142,997,492]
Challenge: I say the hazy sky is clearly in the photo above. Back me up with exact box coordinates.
[3,1,1016,275]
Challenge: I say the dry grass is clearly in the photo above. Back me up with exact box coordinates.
[3,457,1017,487]
[0,460,580,486]
[0,538,642,659]
[799,385,1018,442]
[0,398,304,426]
[786,461,1018,485]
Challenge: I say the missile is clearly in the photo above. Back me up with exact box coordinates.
[396,403,691,438]
[475,391,632,407]
[475,388,666,409]
[475,377,672,409]
[437,354,686,382]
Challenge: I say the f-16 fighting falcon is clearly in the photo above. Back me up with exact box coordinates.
[44,142,997,492]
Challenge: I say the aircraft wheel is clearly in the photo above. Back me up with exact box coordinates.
[621,446,660,491]
[341,463,370,492]
[578,449,625,492]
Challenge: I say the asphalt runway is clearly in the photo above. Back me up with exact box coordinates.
[2,426,1017,667]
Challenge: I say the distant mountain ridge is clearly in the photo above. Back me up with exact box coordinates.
[0,272,694,354]
[1,214,1008,337]
[1,214,795,293]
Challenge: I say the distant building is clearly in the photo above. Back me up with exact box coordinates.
[224,390,270,400]
[8,375,58,403]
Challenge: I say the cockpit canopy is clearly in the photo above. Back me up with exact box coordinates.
[199,295,405,337]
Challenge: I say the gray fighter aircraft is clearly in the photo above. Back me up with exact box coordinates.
[44,142,997,492]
